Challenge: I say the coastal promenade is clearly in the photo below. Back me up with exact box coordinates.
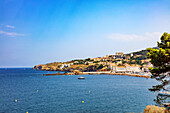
[44,71,151,78]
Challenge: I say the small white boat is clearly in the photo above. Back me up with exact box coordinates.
[78,77,85,79]
[158,91,170,96]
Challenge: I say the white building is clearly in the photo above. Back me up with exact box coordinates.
[127,66,140,73]
[60,64,71,69]
[111,65,141,73]
[74,61,79,64]
[116,52,124,57]
[112,66,126,73]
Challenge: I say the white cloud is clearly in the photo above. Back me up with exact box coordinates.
[108,32,162,41]
[0,30,25,37]
[0,24,27,37]
[5,25,15,29]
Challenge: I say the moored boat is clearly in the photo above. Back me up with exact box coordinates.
[78,77,85,79]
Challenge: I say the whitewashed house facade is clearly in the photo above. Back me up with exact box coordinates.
[111,65,141,73]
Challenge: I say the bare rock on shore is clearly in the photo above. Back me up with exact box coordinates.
[143,105,169,113]
[72,70,82,75]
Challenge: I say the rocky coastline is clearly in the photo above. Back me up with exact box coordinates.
[33,64,151,78]
[42,71,150,78]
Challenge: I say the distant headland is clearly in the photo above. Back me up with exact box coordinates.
[33,48,155,78]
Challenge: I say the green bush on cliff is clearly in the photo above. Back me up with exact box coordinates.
[93,61,99,63]
[97,64,103,70]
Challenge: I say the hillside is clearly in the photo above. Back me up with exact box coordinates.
[33,48,155,72]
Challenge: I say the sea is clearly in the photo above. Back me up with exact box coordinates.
[0,68,159,113]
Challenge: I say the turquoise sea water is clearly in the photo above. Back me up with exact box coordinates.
[0,68,158,113]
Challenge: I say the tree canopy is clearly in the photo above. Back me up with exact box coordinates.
[147,32,170,92]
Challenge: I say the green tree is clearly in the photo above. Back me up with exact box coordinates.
[97,64,103,70]
[85,58,90,61]
[147,32,170,92]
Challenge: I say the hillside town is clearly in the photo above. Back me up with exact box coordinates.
[34,49,153,74]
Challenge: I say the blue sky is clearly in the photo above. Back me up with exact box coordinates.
[0,0,170,67]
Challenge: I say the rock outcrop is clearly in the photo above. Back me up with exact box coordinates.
[143,105,169,113]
